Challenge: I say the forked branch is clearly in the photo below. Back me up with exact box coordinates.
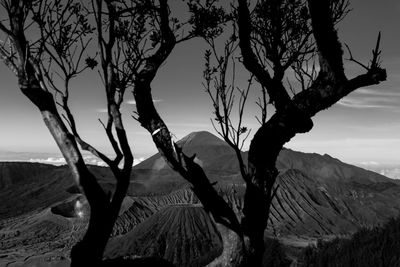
[344,32,382,72]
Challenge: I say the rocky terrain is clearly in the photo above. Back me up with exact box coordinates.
[1,131,400,266]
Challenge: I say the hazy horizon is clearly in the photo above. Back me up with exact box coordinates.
[0,130,399,180]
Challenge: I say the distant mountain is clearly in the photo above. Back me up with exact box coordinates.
[132,131,245,194]
[135,131,241,174]
[134,131,395,187]
[277,149,392,185]
[133,131,400,236]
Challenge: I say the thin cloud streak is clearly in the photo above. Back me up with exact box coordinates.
[337,92,400,110]
[337,98,392,109]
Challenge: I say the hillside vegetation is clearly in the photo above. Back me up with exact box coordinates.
[301,216,400,267]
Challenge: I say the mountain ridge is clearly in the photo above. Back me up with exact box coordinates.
[134,131,394,186]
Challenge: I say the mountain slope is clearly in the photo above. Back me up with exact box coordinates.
[277,148,391,185]
[105,205,221,267]
[135,131,241,174]
[133,131,400,235]
[0,163,118,219]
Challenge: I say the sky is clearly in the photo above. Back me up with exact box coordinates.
[0,0,399,175]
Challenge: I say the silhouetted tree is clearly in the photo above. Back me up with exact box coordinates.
[130,0,387,266]
[201,0,386,265]
[0,1,134,266]
[231,0,386,264]
[0,0,230,266]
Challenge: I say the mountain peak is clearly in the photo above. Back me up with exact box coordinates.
[177,131,227,148]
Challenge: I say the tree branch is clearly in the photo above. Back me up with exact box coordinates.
[307,0,346,81]
[237,0,292,111]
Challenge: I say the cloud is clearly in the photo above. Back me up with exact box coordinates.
[83,155,145,167]
[83,155,108,166]
[356,162,400,180]
[28,155,146,167]
[126,99,163,105]
[28,155,108,166]
[379,168,400,179]
[337,88,400,110]
[29,157,66,165]
[337,98,393,109]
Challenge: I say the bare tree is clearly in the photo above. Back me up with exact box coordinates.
[130,0,386,266]
[230,0,386,265]
[0,1,138,266]
[0,0,232,266]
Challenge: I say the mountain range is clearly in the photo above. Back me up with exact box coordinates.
[1,131,400,266]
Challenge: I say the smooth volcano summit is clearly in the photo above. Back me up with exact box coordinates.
[135,131,239,173]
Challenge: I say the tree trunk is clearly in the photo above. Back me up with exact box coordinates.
[69,172,129,267]
[70,212,113,266]
[206,223,246,267]
[242,107,313,267]
[19,75,126,267]
[242,180,273,267]
[207,222,273,267]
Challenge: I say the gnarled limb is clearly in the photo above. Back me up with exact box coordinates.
[0,1,135,266]
[234,0,386,266]
[237,0,291,111]
[131,1,246,264]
